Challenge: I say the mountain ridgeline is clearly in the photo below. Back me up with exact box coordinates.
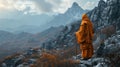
[88,0,120,29]
[0,2,87,33]
[46,2,88,26]
[38,2,88,33]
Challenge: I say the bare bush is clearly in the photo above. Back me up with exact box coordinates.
[34,53,79,67]
[101,25,116,37]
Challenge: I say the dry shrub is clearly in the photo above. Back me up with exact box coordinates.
[3,53,21,61]
[101,25,116,37]
[60,46,80,59]
[30,64,36,67]
[31,54,40,58]
[34,53,57,67]
[104,53,120,67]
[34,53,79,67]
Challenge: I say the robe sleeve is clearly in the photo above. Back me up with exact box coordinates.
[76,23,87,44]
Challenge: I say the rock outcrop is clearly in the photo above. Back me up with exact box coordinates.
[88,0,120,30]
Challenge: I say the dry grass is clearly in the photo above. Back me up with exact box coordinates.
[33,53,80,67]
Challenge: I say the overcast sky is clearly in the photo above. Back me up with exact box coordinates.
[0,0,100,18]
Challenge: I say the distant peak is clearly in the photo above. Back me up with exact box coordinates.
[72,2,79,6]
[100,0,106,3]
[71,2,83,10]
[98,0,106,7]
[99,0,106,4]
[100,0,104,1]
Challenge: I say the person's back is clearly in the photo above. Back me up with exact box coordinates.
[76,14,94,60]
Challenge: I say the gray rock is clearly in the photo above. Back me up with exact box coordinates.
[1,63,7,67]
[95,63,108,67]
[79,64,87,67]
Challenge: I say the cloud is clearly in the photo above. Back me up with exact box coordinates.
[0,0,14,10]
[0,0,99,15]
[83,1,97,10]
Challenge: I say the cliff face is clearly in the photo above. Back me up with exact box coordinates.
[88,0,120,29]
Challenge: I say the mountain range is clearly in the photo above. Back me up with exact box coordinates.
[44,2,88,27]
[0,2,87,33]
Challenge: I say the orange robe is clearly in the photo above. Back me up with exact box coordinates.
[76,14,94,59]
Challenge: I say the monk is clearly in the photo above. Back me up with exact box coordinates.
[75,14,94,60]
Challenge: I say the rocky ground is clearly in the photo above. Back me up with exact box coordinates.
[0,30,120,67]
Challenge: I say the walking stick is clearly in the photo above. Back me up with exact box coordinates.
[76,43,77,56]
[75,33,78,57]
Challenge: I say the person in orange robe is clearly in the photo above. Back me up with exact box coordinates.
[75,14,94,60]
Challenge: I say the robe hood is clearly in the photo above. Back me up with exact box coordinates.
[82,14,90,22]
